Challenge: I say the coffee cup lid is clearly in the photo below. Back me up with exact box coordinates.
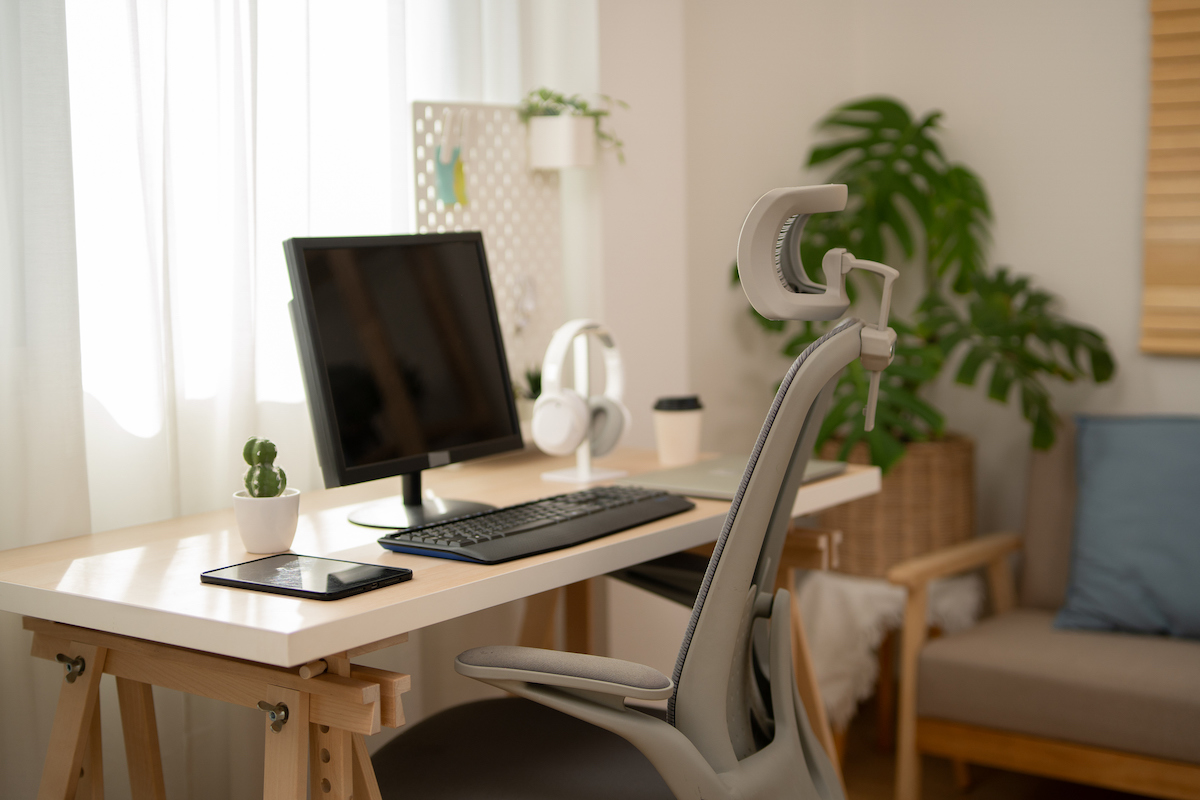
[654,396,702,411]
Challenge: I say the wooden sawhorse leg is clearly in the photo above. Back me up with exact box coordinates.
[77,680,106,800]
[116,678,167,800]
[519,589,561,649]
[517,580,595,655]
[564,580,594,654]
[307,653,370,800]
[26,618,410,800]
[37,642,107,800]
[263,685,309,800]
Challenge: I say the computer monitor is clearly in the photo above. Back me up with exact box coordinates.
[284,232,523,529]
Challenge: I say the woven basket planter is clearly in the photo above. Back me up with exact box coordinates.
[818,434,975,578]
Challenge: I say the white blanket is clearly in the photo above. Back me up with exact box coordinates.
[795,570,984,730]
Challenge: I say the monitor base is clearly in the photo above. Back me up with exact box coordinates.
[348,496,495,530]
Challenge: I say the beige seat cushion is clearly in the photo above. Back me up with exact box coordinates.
[918,609,1200,764]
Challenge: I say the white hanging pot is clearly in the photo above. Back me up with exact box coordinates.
[528,115,596,170]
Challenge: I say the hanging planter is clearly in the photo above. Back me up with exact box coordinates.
[519,88,626,171]
[528,115,597,170]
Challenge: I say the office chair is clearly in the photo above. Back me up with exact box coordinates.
[373,184,898,799]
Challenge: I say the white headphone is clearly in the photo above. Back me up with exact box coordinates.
[532,319,632,458]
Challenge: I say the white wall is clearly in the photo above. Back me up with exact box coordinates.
[685,0,1200,533]
[596,0,691,448]
[684,0,856,458]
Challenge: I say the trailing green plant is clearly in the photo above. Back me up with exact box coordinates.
[518,87,628,163]
[733,97,1115,472]
[243,437,287,498]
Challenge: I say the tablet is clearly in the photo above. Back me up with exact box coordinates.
[201,554,412,601]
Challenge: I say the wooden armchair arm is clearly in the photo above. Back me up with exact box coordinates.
[889,531,1022,800]
[886,531,1022,590]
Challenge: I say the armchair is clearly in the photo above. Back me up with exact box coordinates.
[888,421,1200,800]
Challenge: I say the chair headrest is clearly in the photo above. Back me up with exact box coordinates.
[736,184,851,322]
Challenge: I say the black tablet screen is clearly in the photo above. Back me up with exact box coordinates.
[202,554,411,599]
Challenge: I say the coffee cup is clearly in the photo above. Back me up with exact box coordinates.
[653,396,703,467]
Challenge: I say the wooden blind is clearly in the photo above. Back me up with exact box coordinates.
[1144,0,1200,354]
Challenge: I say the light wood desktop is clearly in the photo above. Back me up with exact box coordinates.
[0,447,880,800]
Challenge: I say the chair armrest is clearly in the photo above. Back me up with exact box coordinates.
[886,531,1022,589]
[455,645,673,701]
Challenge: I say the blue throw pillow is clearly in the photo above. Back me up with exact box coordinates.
[1055,415,1200,639]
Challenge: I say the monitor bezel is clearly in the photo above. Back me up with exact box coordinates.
[284,231,524,489]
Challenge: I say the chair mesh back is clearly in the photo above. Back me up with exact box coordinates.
[667,320,855,725]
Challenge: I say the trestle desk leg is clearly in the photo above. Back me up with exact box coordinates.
[262,686,309,800]
[116,677,167,800]
[76,696,105,800]
[310,653,355,799]
[519,589,560,649]
[352,733,384,800]
[310,721,354,799]
[565,580,593,654]
[37,643,108,800]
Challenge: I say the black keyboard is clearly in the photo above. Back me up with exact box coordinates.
[377,486,695,564]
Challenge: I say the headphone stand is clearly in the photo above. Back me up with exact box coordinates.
[540,332,628,484]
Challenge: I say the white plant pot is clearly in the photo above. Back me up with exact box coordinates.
[528,115,596,170]
[233,488,300,554]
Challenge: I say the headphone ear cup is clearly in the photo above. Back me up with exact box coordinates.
[587,396,629,458]
[531,389,589,456]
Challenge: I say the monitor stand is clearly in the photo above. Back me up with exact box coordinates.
[348,471,494,529]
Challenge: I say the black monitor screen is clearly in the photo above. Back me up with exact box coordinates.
[285,233,522,487]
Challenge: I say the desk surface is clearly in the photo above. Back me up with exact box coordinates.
[0,448,879,667]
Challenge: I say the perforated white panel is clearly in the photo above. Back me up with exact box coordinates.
[412,101,564,384]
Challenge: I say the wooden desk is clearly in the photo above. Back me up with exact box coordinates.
[0,447,879,800]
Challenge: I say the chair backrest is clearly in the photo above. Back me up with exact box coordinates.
[1019,417,1078,611]
[668,319,863,778]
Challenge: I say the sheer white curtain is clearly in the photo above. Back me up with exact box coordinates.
[67,0,411,534]
[0,3,93,797]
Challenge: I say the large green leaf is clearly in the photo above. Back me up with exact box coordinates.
[802,96,993,294]
[922,268,1116,449]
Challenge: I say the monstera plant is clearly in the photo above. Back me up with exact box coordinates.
[736,97,1115,473]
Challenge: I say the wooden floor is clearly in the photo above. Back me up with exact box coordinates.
[840,701,1152,800]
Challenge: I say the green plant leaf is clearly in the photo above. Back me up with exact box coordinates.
[987,360,1015,402]
[1090,348,1115,382]
[955,344,990,386]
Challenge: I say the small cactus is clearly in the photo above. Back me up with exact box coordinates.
[243,437,287,498]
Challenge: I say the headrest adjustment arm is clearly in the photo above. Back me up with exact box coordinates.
[839,254,899,432]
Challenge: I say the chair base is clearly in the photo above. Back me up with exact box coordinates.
[372,697,673,800]
[918,718,1200,800]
